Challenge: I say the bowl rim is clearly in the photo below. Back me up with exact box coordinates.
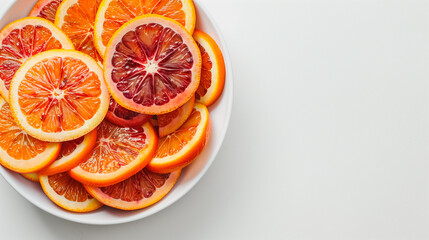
[0,0,233,225]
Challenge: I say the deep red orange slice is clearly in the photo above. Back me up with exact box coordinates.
[0,97,61,173]
[0,17,74,100]
[40,172,103,212]
[85,168,180,210]
[104,15,201,115]
[9,49,109,142]
[69,120,157,187]
[106,96,151,127]
[29,0,63,23]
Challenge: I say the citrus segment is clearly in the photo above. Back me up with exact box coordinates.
[106,96,151,127]
[104,15,201,115]
[22,173,39,182]
[55,0,103,62]
[40,172,103,212]
[148,103,210,173]
[0,97,61,173]
[158,94,194,137]
[94,0,195,56]
[39,129,97,175]
[9,49,109,142]
[193,30,225,106]
[85,168,180,210]
[29,0,63,23]
[0,17,74,100]
[69,121,157,187]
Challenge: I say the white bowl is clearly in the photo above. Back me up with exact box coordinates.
[0,0,233,225]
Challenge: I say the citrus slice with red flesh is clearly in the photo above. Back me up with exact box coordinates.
[69,121,157,187]
[104,15,201,115]
[9,49,109,142]
[22,173,39,182]
[193,30,225,106]
[55,0,103,62]
[85,168,180,210]
[106,96,151,127]
[39,129,97,175]
[94,0,196,57]
[0,17,74,101]
[0,97,61,173]
[40,172,103,212]
[158,94,194,137]
[147,103,210,173]
[29,0,63,23]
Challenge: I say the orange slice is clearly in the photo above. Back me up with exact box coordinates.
[69,121,157,187]
[147,103,210,173]
[158,95,194,137]
[0,97,61,173]
[40,172,103,212]
[9,49,109,142]
[39,129,97,175]
[104,15,201,115]
[55,0,103,62]
[94,0,196,57]
[85,168,180,210]
[29,0,63,23]
[193,30,225,106]
[22,173,39,182]
[0,17,74,100]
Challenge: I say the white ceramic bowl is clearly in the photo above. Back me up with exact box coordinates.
[0,0,232,225]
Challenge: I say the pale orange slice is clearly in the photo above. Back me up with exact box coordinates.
[94,0,196,57]
[22,173,39,182]
[85,168,180,210]
[39,129,97,175]
[55,0,103,62]
[0,97,61,173]
[9,49,109,142]
[147,103,210,173]
[0,17,74,100]
[193,30,225,106]
[40,172,103,212]
[69,121,157,187]
[158,95,194,137]
[29,0,63,23]
[103,15,201,115]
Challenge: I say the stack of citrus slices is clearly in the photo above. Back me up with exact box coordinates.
[0,0,225,213]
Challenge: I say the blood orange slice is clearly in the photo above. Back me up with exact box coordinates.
[0,17,74,100]
[193,30,225,106]
[9,49,109,142]
[85,168,180,210]
[22,173,39,182]
[0,97,61,173]
[106,96,151,127]
[158,95,194,137]
[104,15,201,115]
[40,172,103,212]
[55,0,103,62]
[94,0,196,57]
[29,0,63,23]
[39,130,97,175]
[148,103,210,173]
[69,121,157,187]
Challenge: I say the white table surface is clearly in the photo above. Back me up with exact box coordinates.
[0,0,429,239]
